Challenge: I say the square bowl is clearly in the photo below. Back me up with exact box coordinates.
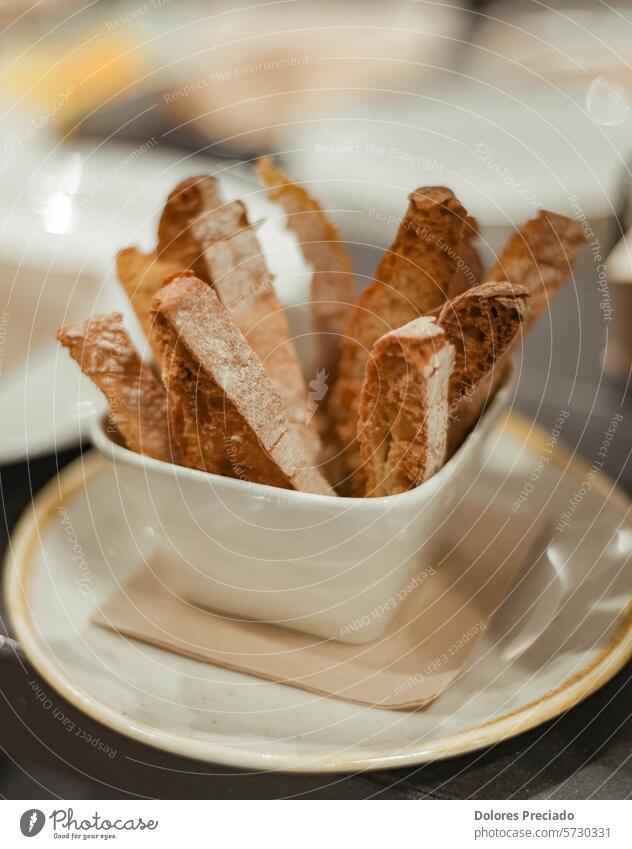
[91,365,514,644]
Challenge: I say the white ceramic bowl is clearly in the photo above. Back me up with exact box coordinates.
[91,368,514,645]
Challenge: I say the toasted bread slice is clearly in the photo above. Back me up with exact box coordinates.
[156,176,317,455]
[204,218,312,431]
[483,210,586,327]
[116,247,180,363]
[151,274,335,496]
[445,209,586,454]
[331,186,468,482]
[256,156,356,374]
[449,215,482,298]
[436,282,527,454]
[57,313,173,462]
[358,318,454,497]
[436,281,528,408]
[156,176,242,276]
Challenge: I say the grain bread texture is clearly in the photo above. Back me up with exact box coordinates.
[434,282,527,455]
[358,317,454,497]
[156,175,316,454]
[256,156,356,374]
[444,209,586,454]
[57,313,173,462]
[203,216,310,429]
[436,281,528,408]
[449,215,482,297]
[483,210,586,327]
[330,186,469,485]
[156,176,242,277]
[151,273,335,496]
[116,247,180,362]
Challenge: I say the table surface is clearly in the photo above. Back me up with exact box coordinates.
[1,241,631,800]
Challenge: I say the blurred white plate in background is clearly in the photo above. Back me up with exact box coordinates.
[284,79,631,252]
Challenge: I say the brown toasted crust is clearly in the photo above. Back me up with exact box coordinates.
[204,220,312,430]
[436,281,528,408]
[443,210,586,455]
[156,176,242,278]
[56,313,173,463]
[151,274,335,495]
[449,215,482,298]
[115,248,181,363]
[446,368,505,458]
[330,186,468,480]
[483,210,586,327]
[160,338,234,477]
[358,318,454,497]
[434,282,527,455]
[156,175,317,456]
[256,156,357,374]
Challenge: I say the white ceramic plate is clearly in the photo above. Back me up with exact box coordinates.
[5,414,632,773]
[285,78,632,248]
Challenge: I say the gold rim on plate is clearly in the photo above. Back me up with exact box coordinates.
[4,412,632,773]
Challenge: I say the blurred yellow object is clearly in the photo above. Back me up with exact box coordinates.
[1,29,148,133]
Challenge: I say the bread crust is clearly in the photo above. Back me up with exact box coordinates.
[205,219,310,429]
[156,176,236,277]
[331,186,469,484]
[358,317,454,496]
[116,247,180,364]
[444,209,587,454]
[437,281,528,408]
[448,215,482,297]
[483,210,586,327]
[151,274,335,495]
[434,282,528,455]
[256,156,357,375]
[57,313,173,462]
[156,175,318,458]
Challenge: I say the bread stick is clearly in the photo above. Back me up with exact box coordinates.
[331,187,469,486]
[358,318,454,496]
[156,176,242,276]
[57,313,173,462]
[483,210,585,327]
[256,156,357,375]
[116,247,180,363]
[156,176,318,456]
[444,209,586,454]
[436,281,528,408]
[434,282,527,455]
[151,274,335,495]
[448,215,482,298]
